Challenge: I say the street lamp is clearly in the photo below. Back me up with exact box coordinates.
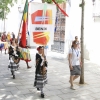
[18,5,23,13]
[92,0,96,21]
[92,0,95,5]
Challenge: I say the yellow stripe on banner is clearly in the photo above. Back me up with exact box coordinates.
[34,32,49,39]
[23,13,27,22]
[47,10,52,24]
[34,32,49,37]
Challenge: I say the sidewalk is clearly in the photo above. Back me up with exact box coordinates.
[0,52,100,100]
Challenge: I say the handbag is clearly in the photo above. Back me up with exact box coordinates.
[40,61,47,75]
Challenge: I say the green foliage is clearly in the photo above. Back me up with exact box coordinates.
[0,0,17,20]
[44,0,66,4]
[79,1,85,7]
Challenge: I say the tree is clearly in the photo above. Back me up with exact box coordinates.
[79,0,85,84]
[0,0,17,31]
[42,0,66,3]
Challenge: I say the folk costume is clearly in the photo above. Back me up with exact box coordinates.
[8,44,20,79]
[0,40,4,52]
[1,33,7,42]
[34,46,47,98]
[18,33,31,68]
[7,32,11,44]
[1,33,8,54]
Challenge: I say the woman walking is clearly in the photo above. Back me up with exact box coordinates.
[34,46,48,98]
[68,41,82,90]
[8,39,20,79]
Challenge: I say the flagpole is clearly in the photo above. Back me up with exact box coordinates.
[17,0,27,40]
[18,0,33,35]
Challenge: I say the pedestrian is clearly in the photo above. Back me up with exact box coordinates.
[0,40,4,53]
[34,46,48,98]
[17,33,31,69]
[72,36,80,48]
[1,32,7,42]
[1,32,8,54]
[7,32,11,44]
[68,41,82,90]
[8,38,20,79]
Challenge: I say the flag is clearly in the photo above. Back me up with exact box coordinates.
[20,0,28,47]
[52,0,69,17]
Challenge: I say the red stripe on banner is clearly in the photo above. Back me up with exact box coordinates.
[52,0,69,17]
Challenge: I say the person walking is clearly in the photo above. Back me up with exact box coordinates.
[1,32,8,54]
[11,32,15,39]
[34,46,48,98]
[68,41,82,90]
[1,32,7,42]
[72,36,80,48]
[8,39,20,79]
[7,32,11,45]
[17,33,31,69]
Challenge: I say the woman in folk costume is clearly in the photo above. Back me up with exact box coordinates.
[34,46,48,98]
[17,33,31,69]
[8,38,20,79]
[0,39,4,53]
[1,32,7,42]
[7,32,11,44]
[1,32,8,54]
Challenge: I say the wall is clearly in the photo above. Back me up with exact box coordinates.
[65,0,81,55]
[65,0,100,65]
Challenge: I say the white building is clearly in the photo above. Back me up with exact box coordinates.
[0,0,100,64]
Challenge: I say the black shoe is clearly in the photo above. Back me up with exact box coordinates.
[37,88,40,91]
[11,71,13,75]
[13,75,15,79]
[41,93,44,98]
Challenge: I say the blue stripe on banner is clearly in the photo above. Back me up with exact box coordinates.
[54,16,57,32]
[55,27,57,32]
[29,0,34,2]
[35,16,50,21]
[27,31,29,35]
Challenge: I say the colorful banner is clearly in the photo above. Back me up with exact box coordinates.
[28,3,56,46]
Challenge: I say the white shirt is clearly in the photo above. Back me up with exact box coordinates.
[69,48,80,66]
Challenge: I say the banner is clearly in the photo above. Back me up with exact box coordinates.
[28,3,56,46]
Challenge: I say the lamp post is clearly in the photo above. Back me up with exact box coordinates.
[92,0,95,21]
[92,0,95,6]
[18,5,23,13]
[18,5,23,34]
[3,10,6,32]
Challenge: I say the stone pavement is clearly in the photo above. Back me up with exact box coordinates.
[0,51,100,100]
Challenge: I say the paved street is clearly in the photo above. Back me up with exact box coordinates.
[0,50,100,100]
